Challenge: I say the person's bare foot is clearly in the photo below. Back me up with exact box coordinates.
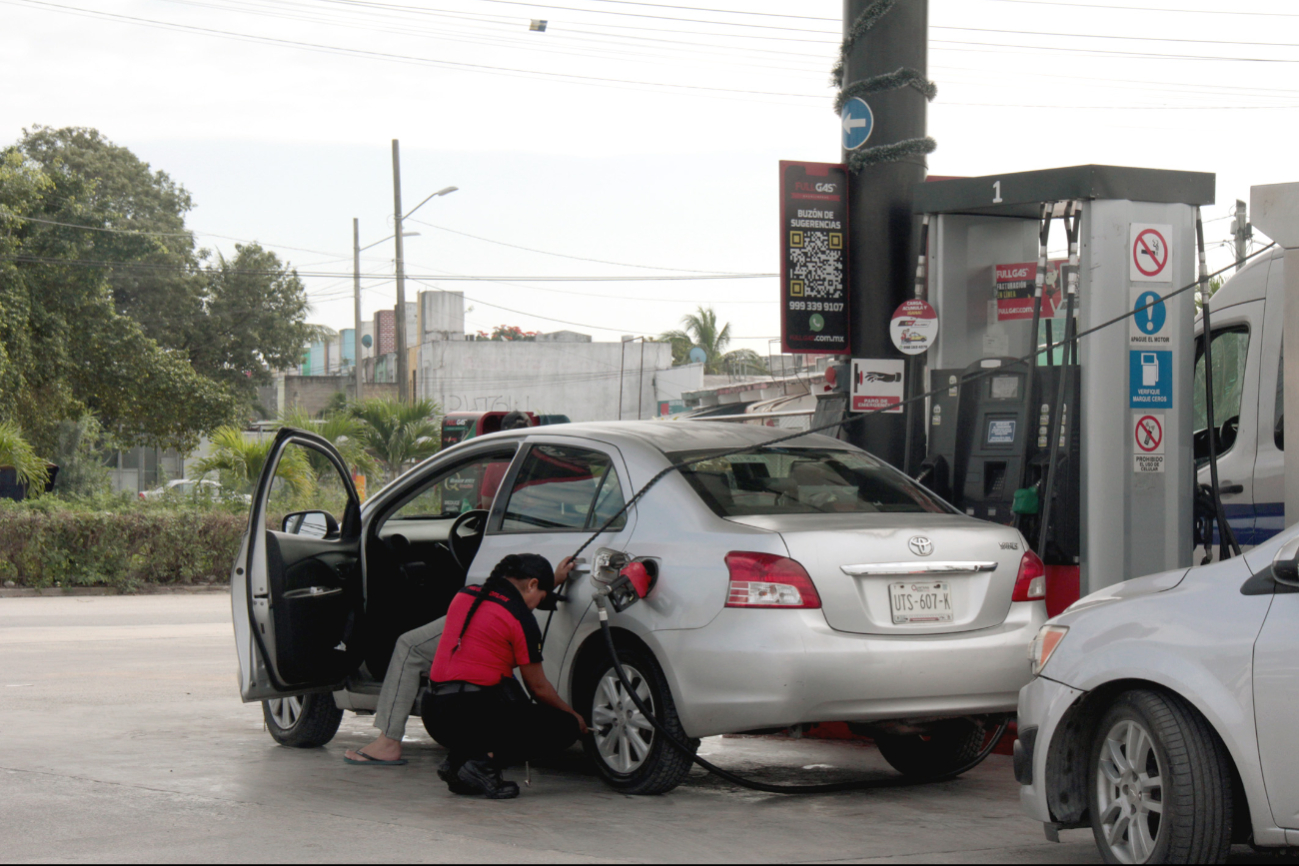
[345,734,402,763]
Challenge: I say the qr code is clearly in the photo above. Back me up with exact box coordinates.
[789,232,843,299]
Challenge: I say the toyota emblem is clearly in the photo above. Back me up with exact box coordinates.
[909,536,934,557]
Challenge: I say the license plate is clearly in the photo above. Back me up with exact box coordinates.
[889,581,954,624]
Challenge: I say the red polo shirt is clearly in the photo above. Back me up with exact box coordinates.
[430,580,544,687]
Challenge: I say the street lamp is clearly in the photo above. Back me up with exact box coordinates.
[392,138,458,403]
[354,227,421,403]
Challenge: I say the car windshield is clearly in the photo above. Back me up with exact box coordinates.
[669,447,953,517]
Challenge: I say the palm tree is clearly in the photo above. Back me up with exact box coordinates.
[279,406,379,481]
[193,427,314,500]
[660,306,768,376]
[350,398,442,482]
[0,421,49,495]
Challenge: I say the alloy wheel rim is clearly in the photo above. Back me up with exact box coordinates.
[267,695,303,730]
[591,665,654,775]
[1096,719,1165,864]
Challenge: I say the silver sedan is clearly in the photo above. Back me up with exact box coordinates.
[232,421,1048,794]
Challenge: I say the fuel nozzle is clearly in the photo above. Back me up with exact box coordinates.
[589,547,658,613]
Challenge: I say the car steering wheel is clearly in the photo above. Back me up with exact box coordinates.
[449,509,490,571]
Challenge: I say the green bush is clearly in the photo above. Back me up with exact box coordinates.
[0,496,259,591]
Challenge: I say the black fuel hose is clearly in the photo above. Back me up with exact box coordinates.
[595,603,1009,794]
[564,241,1278,795]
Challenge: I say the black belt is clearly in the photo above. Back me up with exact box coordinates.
[429,681,490,696]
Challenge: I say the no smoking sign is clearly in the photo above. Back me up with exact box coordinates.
[1130,223,1173,283]
[1133,412,1165,473]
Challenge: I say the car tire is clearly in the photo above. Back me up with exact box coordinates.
[262,693,343,748]
[578,644,697,795]
[874,716,997,781]
[1088,689,1233,865]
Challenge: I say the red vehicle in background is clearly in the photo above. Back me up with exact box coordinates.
[440,411,570,449]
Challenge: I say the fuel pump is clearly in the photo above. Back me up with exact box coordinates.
[912,165,1213,603]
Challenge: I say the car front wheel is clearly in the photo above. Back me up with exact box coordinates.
[1088,689,1233,865]
[579,646,697,795]
[262,693,343,748]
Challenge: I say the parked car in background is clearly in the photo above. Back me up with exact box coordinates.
[1016,525,1299,863]
[231,422,1048,794]
[140,478,250,504]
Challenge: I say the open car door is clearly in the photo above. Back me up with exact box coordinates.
[232,428,363,702]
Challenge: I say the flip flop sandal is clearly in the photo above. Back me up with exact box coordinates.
[344,750,408,766]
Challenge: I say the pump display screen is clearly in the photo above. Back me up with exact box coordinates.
[986,418,1017,446]
[990,375,1021,400]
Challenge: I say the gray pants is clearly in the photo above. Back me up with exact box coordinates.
[374,617,445,740]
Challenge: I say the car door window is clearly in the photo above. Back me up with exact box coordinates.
[387,453,516,520]
[1194,326,1250,452]
[500,445,626,532]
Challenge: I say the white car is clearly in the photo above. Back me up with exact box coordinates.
[140,478,250,504]
[232,422,1048,793]
[1016,524,1299,863]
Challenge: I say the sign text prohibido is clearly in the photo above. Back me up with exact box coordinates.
[780,161,850,354]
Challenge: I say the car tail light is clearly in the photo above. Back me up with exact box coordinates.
[1012,549,1047,602]
[1030,625,1069,675]
[724,551,822,609]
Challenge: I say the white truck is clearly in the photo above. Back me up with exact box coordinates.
[1194,247,1285,550]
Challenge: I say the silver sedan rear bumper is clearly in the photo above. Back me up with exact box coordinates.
[652,602,1047,739]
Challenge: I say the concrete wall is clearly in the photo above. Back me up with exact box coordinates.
[417,340,676,421]
[420,290,465,341]
[261,375,398,418]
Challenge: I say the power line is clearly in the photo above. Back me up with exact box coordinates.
[932,38,1299,65]
[407,219,748,274]
[0,254,776,280]
[313,0,840,35]
[6,0,831,101]
[937,24,1299,50]
[5,213,351,258]
[979,0,1299,17]
[553,0,836,23]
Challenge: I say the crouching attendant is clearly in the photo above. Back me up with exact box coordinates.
[424,554,588,798]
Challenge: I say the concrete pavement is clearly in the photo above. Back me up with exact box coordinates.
[0,594,1115,862]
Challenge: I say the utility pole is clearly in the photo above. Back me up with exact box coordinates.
[840,0,930,470]
[353,218,363,403]
[1231,199,1253,272]
[392,139,410,403]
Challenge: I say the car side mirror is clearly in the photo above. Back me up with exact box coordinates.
[1270,535,1299,587]
[282,510,339,539]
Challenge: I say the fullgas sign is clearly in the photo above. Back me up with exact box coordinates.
[780,161,850,355]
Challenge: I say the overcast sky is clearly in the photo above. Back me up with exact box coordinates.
[5,0,1297,356]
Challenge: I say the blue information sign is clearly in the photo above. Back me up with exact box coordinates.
[1130,350,1173,408]
[841,97,874,151]
[1133,291,1167,336]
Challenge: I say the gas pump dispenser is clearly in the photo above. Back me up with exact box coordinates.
[912,166,1213,606]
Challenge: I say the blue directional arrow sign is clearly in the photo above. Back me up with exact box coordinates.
[841,97,874,151]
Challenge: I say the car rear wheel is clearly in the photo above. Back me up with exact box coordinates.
[1088,689,1232,865]
[262,693,343,748]
[873,716,999,781]
[579,646,697,795]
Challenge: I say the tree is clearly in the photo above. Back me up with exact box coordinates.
[660,306,768,376]
[12,127,315,410]
[478,325,538,342]
[350,398,442,482]
[17,126,204,349]
[193,427,313,499]
[279,406,379,481]
[0,421,49,493]
[188,243,315,396]
[0,144,238,453]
